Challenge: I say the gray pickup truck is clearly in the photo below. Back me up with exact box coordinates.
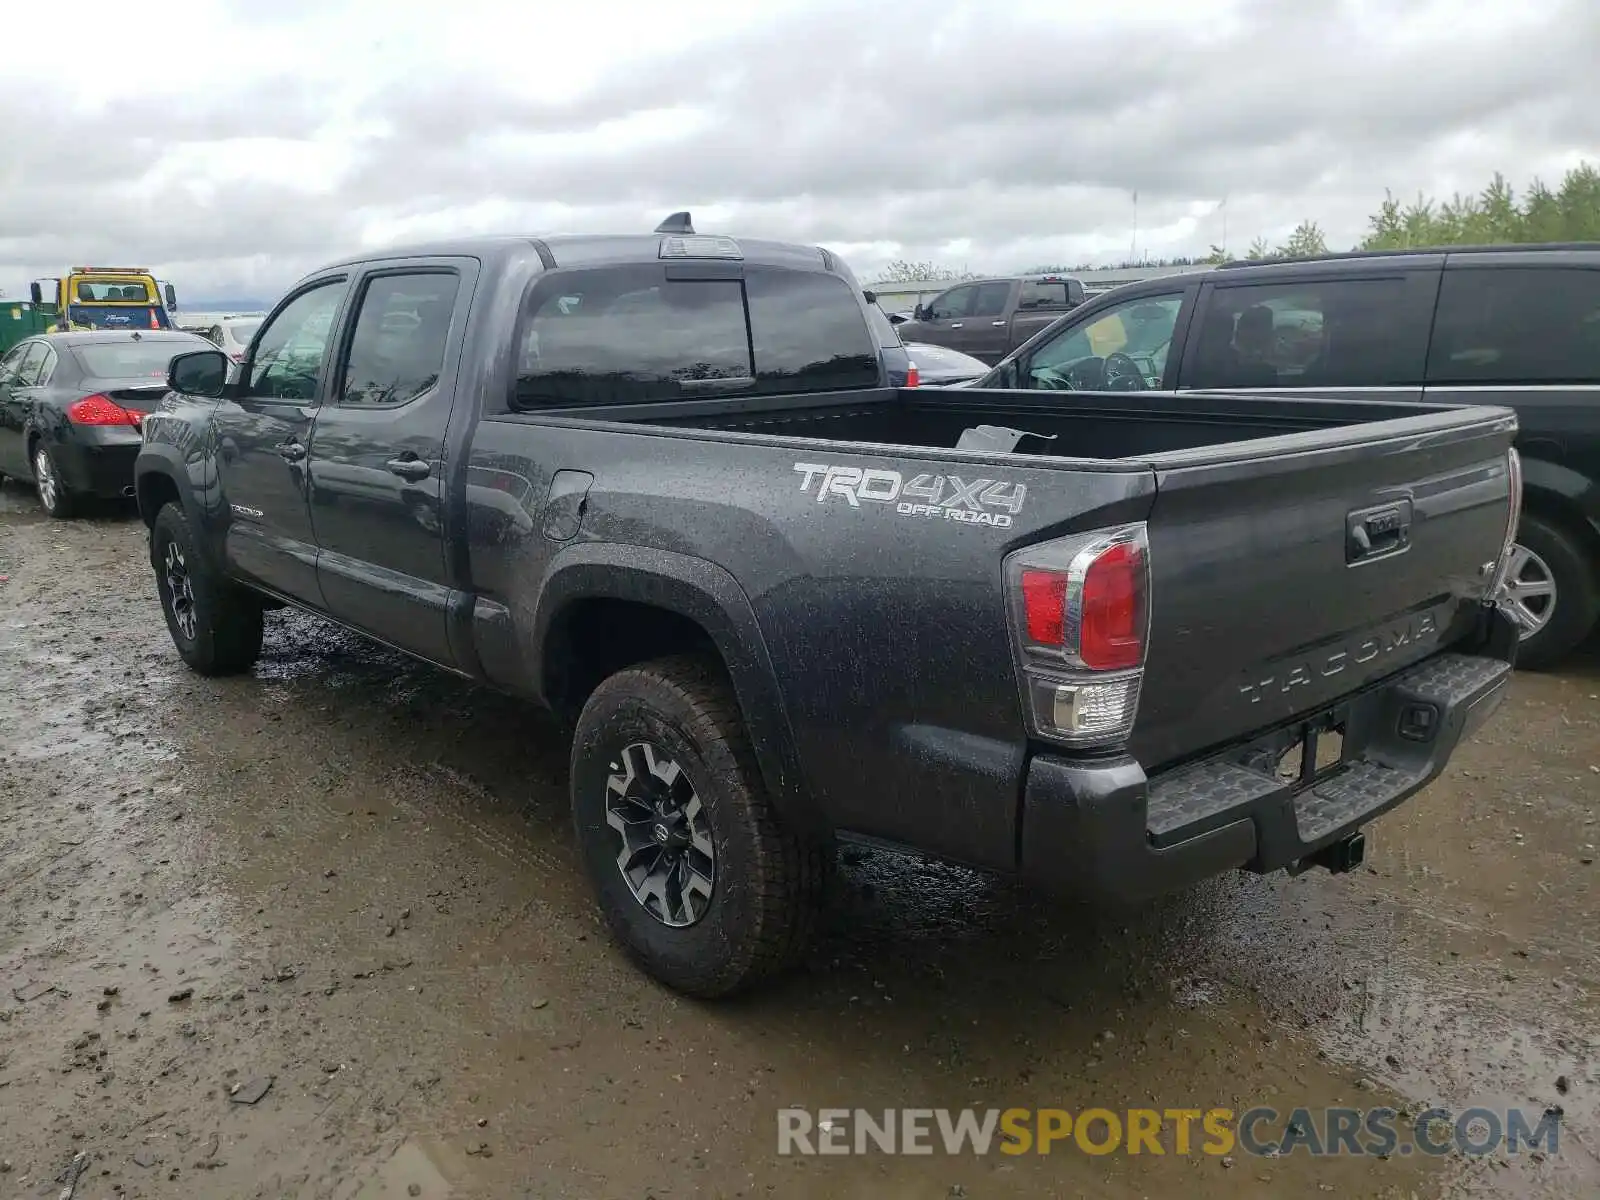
[893,274,1087,364]
[135,219,1521,997]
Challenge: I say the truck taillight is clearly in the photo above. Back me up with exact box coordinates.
[905,363,921,387]
[1486,447,1523,601]
[1005,523,1150,747]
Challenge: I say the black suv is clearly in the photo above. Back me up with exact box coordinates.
[978,245,1600,667]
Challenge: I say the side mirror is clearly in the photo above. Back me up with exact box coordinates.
[164,283,178,311]
[862,289,878,305]
[169,349,229,398]
[29,282,42,305]
[913,304,927,321]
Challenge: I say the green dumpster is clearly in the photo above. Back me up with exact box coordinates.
[0,302,54,354]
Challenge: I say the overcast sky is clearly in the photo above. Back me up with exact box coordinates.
[2,0,1596,302]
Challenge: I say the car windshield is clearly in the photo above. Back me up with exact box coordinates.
[74,280,152,303]
[74,341,200,378]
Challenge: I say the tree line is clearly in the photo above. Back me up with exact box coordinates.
[871,163,1600,282]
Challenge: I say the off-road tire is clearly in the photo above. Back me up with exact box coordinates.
[151,501,264,676]
[571,655,830,998]
[1512,511,1599,670]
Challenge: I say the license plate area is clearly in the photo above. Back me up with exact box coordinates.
[1243,709,1350,792]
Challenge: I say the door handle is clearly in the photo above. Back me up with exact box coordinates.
[386,457,431,481]
[991,320,1006,327]
[1345,499,1413,564]
[950,322,963,329]
[276,440,306,462]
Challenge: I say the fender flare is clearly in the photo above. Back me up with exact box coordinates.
[532,542,823,838]
[132,445,209,544]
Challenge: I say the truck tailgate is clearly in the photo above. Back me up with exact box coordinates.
[1130,406,1517,771]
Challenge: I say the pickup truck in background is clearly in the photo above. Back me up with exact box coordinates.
[136,218,1521,998]
[892,273,1087,364]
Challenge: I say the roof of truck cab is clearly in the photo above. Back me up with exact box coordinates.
[315,234,843,273]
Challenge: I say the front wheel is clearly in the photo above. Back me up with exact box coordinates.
[151,501,264,676]
[1505,511,1600,670]
[570,655,830,998]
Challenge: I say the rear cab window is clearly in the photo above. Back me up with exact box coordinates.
[511,264,878,410]
[745,269,879,394]
[1019,280,1079,310]
[1427,267,1600,384]
[75,280,153,303]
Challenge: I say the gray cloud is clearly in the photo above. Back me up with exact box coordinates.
[3,0,1596,300]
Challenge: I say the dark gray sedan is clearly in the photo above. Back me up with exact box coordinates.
[0,330,215,517]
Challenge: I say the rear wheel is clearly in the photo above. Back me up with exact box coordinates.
[31,442,73,519]
[151,501,264,675]
[1507,511,1600,670]
[570,655,830,997]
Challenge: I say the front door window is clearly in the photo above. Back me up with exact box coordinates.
[1026,294,1184,390]
[246,283,345,403]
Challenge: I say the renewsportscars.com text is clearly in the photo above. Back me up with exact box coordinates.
[776,1106,1562,1158]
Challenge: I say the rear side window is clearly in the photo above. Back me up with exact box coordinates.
[13,342,50,386]
[745,269,880,394]
[514,266,751,410]
[1186,278,1417,389]
[1427,268,1600,385]
[340,272,460,407]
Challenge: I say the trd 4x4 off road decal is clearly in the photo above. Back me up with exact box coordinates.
[793,462,1027,528]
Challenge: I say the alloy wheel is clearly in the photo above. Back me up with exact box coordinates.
[163,540,199,641]
[1501,542,1557,639]
[604,741,716,928]
[33,447,58,512]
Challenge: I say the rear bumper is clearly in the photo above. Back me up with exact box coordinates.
[1018,604,1518,904]
[52,431,141,499]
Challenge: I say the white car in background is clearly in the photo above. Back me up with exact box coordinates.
[203,316,262,364]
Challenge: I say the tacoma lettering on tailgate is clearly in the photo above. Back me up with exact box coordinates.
[1238,610,1441,704]
[792,462,1027,528]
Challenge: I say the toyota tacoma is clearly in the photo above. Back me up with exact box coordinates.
[134,216,1522,997]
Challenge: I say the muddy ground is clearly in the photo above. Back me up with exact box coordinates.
[0,487,1596,1200]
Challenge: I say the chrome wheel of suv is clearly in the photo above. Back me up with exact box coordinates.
[1502,542,1556,639]
[605,741,716,928]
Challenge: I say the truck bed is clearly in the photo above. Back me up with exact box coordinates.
[510,383,1515,772]
[534,386,1475,462]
